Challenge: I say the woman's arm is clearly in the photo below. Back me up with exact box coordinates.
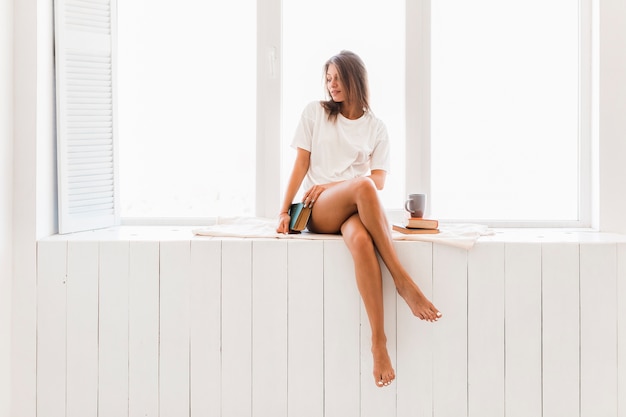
[368,169,387,190]
[277,147,311,233]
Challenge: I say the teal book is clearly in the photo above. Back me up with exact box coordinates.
[288,202,312,232]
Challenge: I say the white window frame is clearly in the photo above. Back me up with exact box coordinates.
[254,0,594,228]
[407,0,593,229]
[256,0,282,219]
[58,0,592,230]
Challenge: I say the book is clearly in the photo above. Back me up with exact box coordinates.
[393,224,440,234]
[404,217,439,230]
[288,202,312,232]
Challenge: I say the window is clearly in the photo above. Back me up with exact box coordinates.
[430,0,588,224]
[118,0,257,219]
[282,0,405,209]
[59,0,590,230]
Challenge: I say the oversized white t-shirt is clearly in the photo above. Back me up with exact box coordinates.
[291,101,391,191]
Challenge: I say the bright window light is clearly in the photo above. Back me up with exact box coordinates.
[431,0,580,221]
[282,0,405,209]
[118,1,256,218]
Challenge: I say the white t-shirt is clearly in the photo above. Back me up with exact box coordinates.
[291,101,391,191]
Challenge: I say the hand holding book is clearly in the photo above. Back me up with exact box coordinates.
[288,202,312,232]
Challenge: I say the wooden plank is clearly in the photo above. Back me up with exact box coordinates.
[619,243,626,417]
[252,240,288,417]
[36,240,67,417]
[580,243,618,417]
[504,243,542,417]
[323,240,360,417]
[190,240,222,417]
[66,241,99,417]
[98,241,130,417]
[467,242,505,417]
[221,240,252,417]
[542,243,580,417]
[128,241,159,417]
[159,241,191,417]
[287,240,324,417]
[360,250,397,417]
[395,241,434,417]
[432,244,468,417]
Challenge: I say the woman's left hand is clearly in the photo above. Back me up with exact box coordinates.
[303,184,330,208]
[276,212,291,234]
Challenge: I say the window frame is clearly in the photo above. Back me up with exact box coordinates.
[413,0,593,228]
[121,0,593,228]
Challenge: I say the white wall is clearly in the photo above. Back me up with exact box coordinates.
[12,0,38,415]
[9,1,626,416]
[11,0,57,411]
[0,0,13,414]
[598,0,626,233]
[0,0,13,417]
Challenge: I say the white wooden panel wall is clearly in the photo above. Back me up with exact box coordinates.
[395,241,433,417]
[252,240,288,417]
[433,244,467,417]
[468,243,505,417]
[288,240,324,417]
[542,243,580,417]
[36,239,626,417]
[128,242,159,417]
[67,241,98,417]
[619,244,626,417]
[504,243,542,417]
[99,242,129,417]
[190,240,221,417]
[221,240,252,417]
[37,240,67,417]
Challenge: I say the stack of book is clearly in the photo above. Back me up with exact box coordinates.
[392,217,440,234]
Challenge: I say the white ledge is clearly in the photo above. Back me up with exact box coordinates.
[40,225,626,245]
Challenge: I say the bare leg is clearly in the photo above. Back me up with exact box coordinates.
[309,177,441,321]
[341,214,395,387]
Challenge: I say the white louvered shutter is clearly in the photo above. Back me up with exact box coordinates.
[55,0,119,234]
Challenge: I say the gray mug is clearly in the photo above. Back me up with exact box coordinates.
[404,193,426,218]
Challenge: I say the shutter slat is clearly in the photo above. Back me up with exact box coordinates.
[64,0,111,34]
[68,174,114,184]
[68,147,113,155]
[69,192,115,203]
[69,204,115,215]
[70,183,113,193]
[56,0,118,233]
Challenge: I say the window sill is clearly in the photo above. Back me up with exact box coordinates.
[41,225,626,245]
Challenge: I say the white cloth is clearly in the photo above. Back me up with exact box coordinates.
[193,217,493,250]
[291,101,390,191]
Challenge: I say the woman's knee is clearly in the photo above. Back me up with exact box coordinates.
[353,176,378,201]
[343,226,375,253]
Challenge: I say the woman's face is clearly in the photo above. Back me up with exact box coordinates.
[326,64,345,102]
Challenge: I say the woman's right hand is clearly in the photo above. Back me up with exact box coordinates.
[277,212,291,234]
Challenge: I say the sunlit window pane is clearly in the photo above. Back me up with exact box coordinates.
[282,0,405,209]
[431,1,579,221]
[118,1,256,218]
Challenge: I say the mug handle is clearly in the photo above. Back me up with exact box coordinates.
[404,199,414,212]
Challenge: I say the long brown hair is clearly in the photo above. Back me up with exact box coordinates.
[321,50,370,121]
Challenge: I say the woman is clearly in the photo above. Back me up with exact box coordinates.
[277,50,441,388]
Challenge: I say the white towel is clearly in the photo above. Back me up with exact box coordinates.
[193,217,493,250]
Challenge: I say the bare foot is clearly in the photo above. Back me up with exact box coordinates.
[372,343,395,387]
[396,278,442,322]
